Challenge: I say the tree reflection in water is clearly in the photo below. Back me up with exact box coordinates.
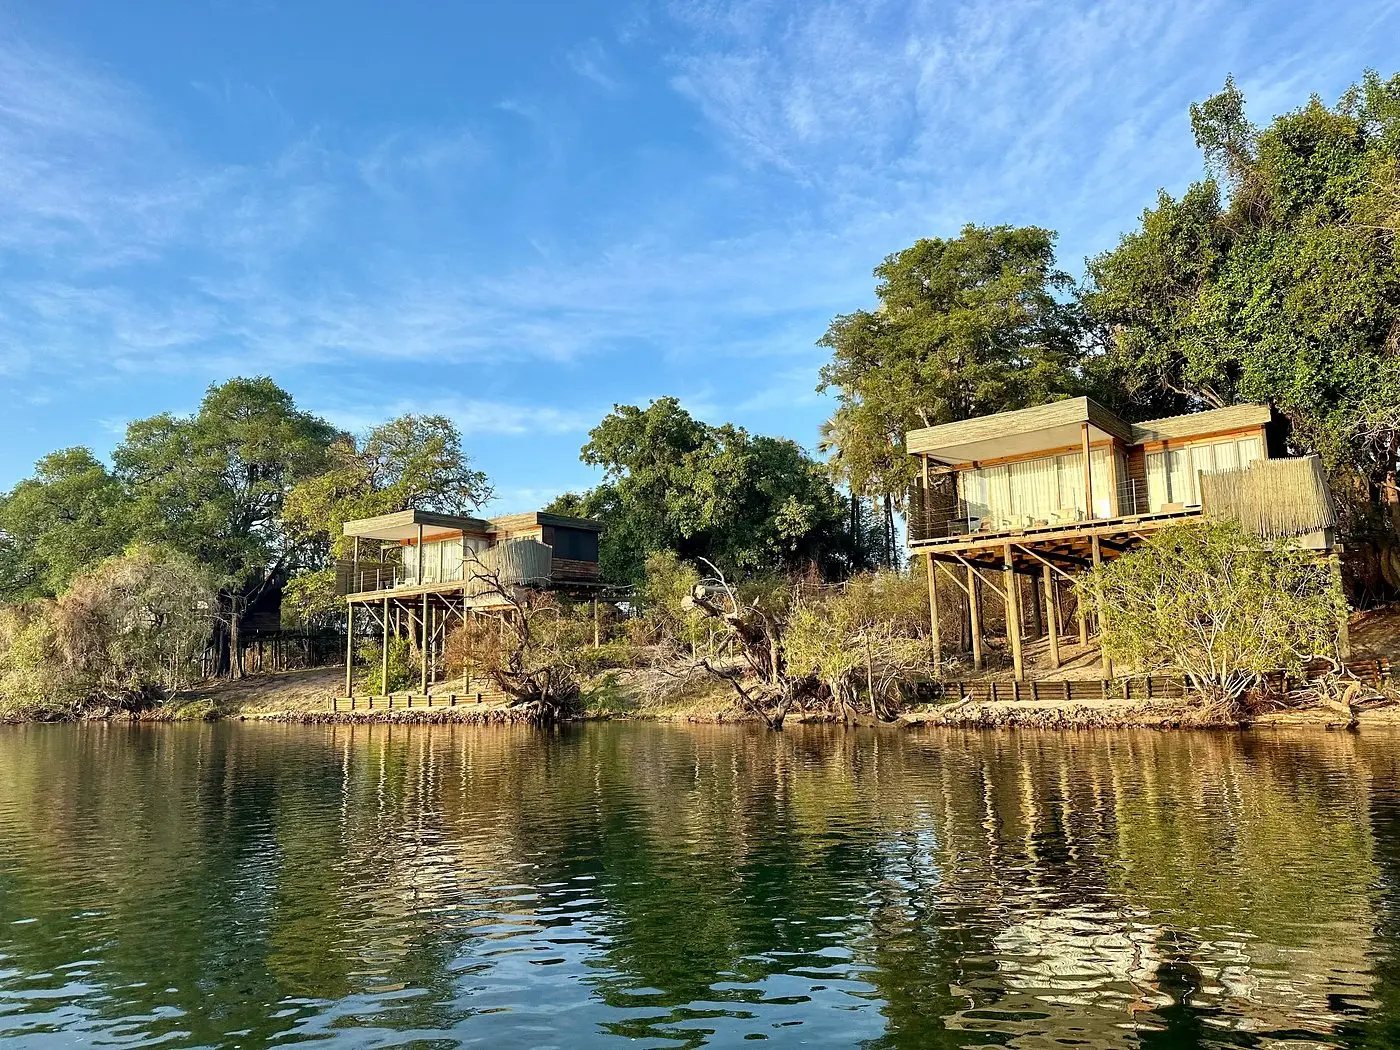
[0,722,1394,1048]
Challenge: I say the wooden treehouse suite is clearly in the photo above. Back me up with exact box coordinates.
[334,509,603,704]
[907,397,1340,682]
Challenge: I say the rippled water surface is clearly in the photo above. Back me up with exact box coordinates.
[2,723,1400,1047]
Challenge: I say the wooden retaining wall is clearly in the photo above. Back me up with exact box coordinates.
[333,680,511,712]
[935,658,1391,704]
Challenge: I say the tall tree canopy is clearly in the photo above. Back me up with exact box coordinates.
[0,449,134,601]
[817,224,1082,508]
[548,398,865,584]
[1084,72,1400,535]
[112,377,338,586]
[281,414,492,623]
[283,414,492,560]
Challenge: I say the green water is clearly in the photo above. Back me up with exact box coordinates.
[0,724,1397,1048]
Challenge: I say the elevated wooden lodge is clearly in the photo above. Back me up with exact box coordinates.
[336,509,603,699]
[907,398,1340,681]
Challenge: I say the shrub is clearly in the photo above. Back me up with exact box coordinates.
[361,634,416,694]
[1081,520,1345,703]
[0,546,215,718]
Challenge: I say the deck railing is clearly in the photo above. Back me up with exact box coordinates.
[334,539,561,597]
[907,479,1154,544]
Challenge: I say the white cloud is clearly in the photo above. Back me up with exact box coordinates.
[566,39,622,92]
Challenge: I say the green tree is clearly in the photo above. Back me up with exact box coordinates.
[112,378,337,672]
[1081,520,1344,704]
[1084,72,1400,544]
[281,414,491,624]
[549,398,861,585]
[0,448,135,600]
[817,224,1083,553]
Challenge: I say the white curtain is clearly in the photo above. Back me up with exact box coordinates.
[1145,435,1266,511]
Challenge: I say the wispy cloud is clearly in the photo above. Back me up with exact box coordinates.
[566,39,622,92]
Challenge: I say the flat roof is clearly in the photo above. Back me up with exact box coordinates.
[342,509,493,542]
[907,398,1274,465]
[343,508,604,542]
[906,397,1134,465]
[1130,403,1272,443]
[489,511,604,533]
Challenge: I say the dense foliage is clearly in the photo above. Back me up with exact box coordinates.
[0,546,213,719]
[1083,72,1400,545]
[817,71,1400,580]
[548,398,872,585]
[817,225,1082,515]
[1081,520,1343,703]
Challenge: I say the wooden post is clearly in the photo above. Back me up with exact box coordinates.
[1004,545,1024,682]
[925,553,942,676]
[1091,534,1114,679]
[429,602,436,685]
[420,592,429,693]
[1043,564,1061,670]
[593,599,600,648]
[1029,574,1044,638]
[344,600,354,698]
[1077,575,1089,646]
[381,596,390,694]
[967,564,984,671]
[1081,421,1093,520]
[1107,441,1121,517]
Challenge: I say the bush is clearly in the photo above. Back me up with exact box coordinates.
[0,546,215,718]
[1082,520,1345,703]
[361,634,416,694]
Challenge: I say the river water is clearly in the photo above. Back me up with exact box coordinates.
[0,723,1397,1048]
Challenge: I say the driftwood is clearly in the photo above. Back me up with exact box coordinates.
[681,561,821,729]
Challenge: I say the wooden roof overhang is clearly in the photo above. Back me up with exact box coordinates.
[1129,403,1272,445]
[342,509,493,543]
[914,507,1205,574]
[906,397,1134,467]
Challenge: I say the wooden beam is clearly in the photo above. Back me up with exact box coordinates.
[925,553,942,676]
[1043,564,1061,669]
[344,600,354,699]
[381,595,390,693]
[953,554,1007,603]
[1081,421,1093,518]
[1005,545,1024,682]
[1091,534,1114,678]
[1015,544,1079,582]
[967,564,984,671]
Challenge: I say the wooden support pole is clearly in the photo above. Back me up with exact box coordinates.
[420,594,429,693]
[1077,575,1089,646]
[1081,421,1093,520]
[1029,573,1044,638]
[967,564,984,671]
[593,599,600,648]
[381,596,390,693]
[1091,534,1113,678]
[1043,564,1061,670]
[925,552,942,676]
[1004,545,1024,681]
[344,600,354,698]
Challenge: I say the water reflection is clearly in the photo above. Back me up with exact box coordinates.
[0,723,1396,1047]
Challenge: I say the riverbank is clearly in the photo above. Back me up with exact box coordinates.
[40,662,1388,732]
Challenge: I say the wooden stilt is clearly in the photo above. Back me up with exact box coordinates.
[925,552,942,675]
[1029,574,1044,638]
[1091,534,1113,678]
[1004,545,1024,681]
[1077,578,1089,646]
[592,599,600,647]
[344,600,354,698]
[1081,422,1094,520]
[967,564,984,671]
[381,596,390,693]
[420,592,429,693]
[1043,564,1061,670]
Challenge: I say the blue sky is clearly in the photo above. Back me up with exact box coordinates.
[1,0,1397,511]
